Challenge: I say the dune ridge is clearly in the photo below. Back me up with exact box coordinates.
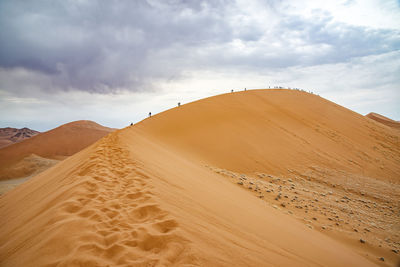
[137,89,399,182]
[1,89,399,266]
[366,112,400,130]
[0,132,198,266]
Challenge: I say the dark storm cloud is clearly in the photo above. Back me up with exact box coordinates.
[0,0,399,93]
[0,0,233,92]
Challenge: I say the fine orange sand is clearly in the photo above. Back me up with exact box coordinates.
[0,89,399,266]
[0,120,114,180]
[366,112,400,130]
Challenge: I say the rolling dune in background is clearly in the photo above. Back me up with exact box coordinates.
[0,120,115,181]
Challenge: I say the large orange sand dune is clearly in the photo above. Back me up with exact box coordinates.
[0,89,399,266]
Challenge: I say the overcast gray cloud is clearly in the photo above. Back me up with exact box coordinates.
[0,0,234,92]
[0,0,399,130]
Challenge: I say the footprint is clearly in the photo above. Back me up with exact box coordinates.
[76,197,91,205]
[62,202,82,214]
[129,204,166,222]
[110,203,122,210]
[78,163,98,176]
[105,210,119,219]
[78,209,95,218]
[86,193,98,199]
[96,196,106,202]
[123,240,138,247]
[84,181,99,192]
[89,213,103,222]
[104,232,121,246]
[97,230,113,237]
[164,242,186,263]
[137,232,168,252]
[152,219,179,233]
[93,176,106,182]
[125,192,143,200]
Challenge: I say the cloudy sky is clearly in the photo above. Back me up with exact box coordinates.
[0,0,399,131]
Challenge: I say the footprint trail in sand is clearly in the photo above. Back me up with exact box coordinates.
[50,133,196,266]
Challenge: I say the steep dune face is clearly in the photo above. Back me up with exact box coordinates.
[0,90,399,266]
[366,112,400,130]
[0,120,115,180]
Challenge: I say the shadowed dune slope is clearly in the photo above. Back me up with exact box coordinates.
[366,112,400,130]
[0,120,115,180]
[0,90,398,266]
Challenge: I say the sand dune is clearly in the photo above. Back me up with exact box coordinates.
[366,112,400,130]
[1,90,399,266]
[0,154,59,195]
[0,120,114,180]
[0,127,39,149]
[137,89,399,182]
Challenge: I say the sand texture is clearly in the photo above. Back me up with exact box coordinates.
[366,112,400,130]
[1,89,399,266]
[0,120,114,180]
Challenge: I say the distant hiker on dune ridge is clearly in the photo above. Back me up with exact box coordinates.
[149,112,151,117]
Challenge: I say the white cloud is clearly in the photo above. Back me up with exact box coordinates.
[284,0,400,29]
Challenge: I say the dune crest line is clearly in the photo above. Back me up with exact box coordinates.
[1,131,197,266]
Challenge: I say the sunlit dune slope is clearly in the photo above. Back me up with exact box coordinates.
[0,120,114,180]
[137,89,400,182]
[366,112,400,130]
[1,89,398,266]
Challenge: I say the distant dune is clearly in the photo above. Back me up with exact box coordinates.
[0,120,114,180]
[0,154,59,195]
[0,127,39,149]
[366,112,400,130]
[0,90,399,266]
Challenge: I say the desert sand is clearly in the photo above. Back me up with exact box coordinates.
[0,127,39,149]
[0,120,115,181]
[366,112,400,130]
[0,89,399,266]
